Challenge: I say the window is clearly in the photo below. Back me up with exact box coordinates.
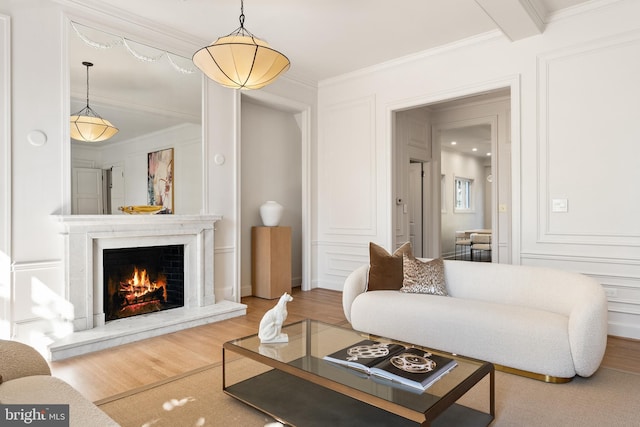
[454,177,473,212]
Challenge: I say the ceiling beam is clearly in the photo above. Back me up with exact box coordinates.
[475,0,545,41]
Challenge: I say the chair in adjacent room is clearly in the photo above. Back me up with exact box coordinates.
[470,233,492,262]
[454,231,472,260]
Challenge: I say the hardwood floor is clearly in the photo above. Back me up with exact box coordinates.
[49,288,640,402]
[50,288,347,401]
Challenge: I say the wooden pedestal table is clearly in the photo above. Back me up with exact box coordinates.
[251,226,292,299]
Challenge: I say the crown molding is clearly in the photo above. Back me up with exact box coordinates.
[319,30,504,89]
[546,0,623,23]
[55,0,207,52]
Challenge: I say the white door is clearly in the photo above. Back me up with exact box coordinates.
[409,162,424,257]
[110,166,125,214]
[72,167,102,214]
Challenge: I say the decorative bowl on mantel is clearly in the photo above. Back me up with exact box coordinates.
[118,205,164,215]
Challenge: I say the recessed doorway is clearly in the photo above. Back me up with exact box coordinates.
[393,87,511,263]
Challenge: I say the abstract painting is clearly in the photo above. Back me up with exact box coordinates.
[147,148,174,214]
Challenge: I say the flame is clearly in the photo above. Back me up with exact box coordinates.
[119,267,167,303]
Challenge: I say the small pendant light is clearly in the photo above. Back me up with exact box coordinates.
[70,61,118,142]
[193,0,290,90]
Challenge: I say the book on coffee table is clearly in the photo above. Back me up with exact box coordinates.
[323,339,457,391]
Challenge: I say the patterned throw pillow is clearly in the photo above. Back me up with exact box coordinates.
[400,256,448,296]
[368,242,413,291]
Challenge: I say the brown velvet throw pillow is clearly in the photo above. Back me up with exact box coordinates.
[368,241,413,291]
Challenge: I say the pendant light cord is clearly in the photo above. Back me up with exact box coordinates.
[83,61,93,109]
[239,0,245,29]
[85,64,89,107]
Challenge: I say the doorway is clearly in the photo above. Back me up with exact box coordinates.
[239,92,312,296]
[394,87,511,263]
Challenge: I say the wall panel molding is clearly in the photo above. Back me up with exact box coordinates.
[314,241,370,291]
[521,252,640,338]
[521,251,640,267]
[319,96,377,237]
[537,29,640,247]
[325,250,369,276]
[0,14,10,338]
[11,260,63,271]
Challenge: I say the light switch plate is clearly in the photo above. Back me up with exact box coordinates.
[552,199,568,213]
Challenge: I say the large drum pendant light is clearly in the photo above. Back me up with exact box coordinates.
[193,0,290,90]
[70,61,118,142]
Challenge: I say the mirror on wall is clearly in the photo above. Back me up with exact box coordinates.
[69,22,202,214]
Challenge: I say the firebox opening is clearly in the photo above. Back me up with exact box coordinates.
[103,245,184,321]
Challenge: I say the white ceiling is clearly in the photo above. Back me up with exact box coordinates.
[440,125,492,159]
[68,0,593,144]
[71,0,593,83]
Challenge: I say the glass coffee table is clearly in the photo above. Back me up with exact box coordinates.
[223,319,494,426]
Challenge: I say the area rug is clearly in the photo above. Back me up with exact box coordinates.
[96,359,640,427]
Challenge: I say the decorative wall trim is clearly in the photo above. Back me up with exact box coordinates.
[11,260,63,271]
[214,246,235,254]
[608,322,640,340]
[325,250,369,277]
[521,252,640,267]
[0,14,10,339]
[317,0,625,91]
[546,0,621,23]
[319,31,503,88]
[314,241,370,250]
[60,1,206,54]
[511,252,640,336]
[608,304,640,316]
[537,29,640,247]
[0,14,9,255]
[320,96,377,237]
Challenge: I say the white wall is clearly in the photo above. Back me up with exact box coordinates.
[3,2,67,343]
[316,0,640,339]
[6,0,639,344]
[0,13,11,338]
[240,100,303,296]
[0,1,317,347]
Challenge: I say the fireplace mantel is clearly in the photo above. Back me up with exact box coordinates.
[54,213,223,231]
[49,213,245,360]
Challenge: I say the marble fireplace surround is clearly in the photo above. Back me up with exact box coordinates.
[50,214,246,360]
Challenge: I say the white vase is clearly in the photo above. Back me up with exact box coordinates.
[259,201,283,226]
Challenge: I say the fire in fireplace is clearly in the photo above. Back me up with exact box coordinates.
[103,245,184,321]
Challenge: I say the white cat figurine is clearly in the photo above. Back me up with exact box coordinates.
[258,292,293,344]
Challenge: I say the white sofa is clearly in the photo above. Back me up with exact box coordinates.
[343,260,608,380]
[0,339,119,426]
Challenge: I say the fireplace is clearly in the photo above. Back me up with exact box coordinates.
[51,214,247,361]
[103,245,185,321]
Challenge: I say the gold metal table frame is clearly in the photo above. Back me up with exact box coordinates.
[223,319,494,427]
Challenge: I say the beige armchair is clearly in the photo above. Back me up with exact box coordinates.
[0,339,119,426]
